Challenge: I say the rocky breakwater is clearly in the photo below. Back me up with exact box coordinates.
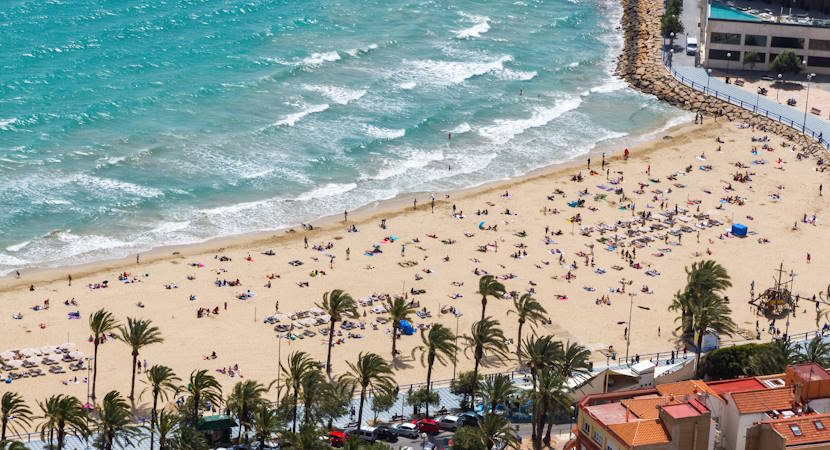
[615,0,828,160]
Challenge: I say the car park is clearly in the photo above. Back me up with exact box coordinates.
[392,422,420,438]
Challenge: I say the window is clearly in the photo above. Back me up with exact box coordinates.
[808,56,830,67]
[810,39,830,51]
[744,34,767,46]
[606,443,618,450]
[593,429,603,444]
[583,422,590,433]
[790,424,803,436]
[709,49,740,61]
[711,32,742,45]
[816,420,825,430]
[771,36,804,49]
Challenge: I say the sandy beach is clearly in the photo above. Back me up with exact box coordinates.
[1,117,828,422]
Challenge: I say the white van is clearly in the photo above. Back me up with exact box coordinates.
[356,426,378,443]
[686,37,698,55]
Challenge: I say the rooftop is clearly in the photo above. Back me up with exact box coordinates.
[608,419,671,447]
[621,396,676,420]
[790,363,830,382]
[585,402,630,426]
[730,387,795,414]
[766,413,830,445]
[656,379,723,401]
[662,401,709,420]
[708,377,766,395]
[709,0,830,27]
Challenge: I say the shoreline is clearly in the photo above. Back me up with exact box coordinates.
[0,111,692,291]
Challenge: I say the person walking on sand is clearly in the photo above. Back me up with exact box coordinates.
[624,148,629,160]
[346,247,350,260]
[587,157,591,170]
[431,195,435,213]
[401,244,406,257]
[136,254,140,265]
[821,184,823,196]
[413,198,417,210]
[304,236,308,248]
[602,152,606,169]
[808,253,812,264]
[68,274,72,286]
[344,210,348,222]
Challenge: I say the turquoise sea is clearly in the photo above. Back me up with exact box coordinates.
[0,0,684,273]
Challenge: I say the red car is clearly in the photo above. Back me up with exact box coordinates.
[413,418,440,434]
[329,430,348,447]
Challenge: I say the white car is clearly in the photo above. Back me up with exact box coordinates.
[686,37,698,55]
[438,415,461,431]
[392,422,420,439]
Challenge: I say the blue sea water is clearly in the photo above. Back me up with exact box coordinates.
[0,0,684,273]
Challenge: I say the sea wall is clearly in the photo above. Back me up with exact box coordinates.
[615,0,828,160]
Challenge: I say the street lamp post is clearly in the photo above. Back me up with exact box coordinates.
[803,73,816,133]
[706,68,712,93]
[777,73,782,102]
[624,293,636,365]
[725,52,732,82]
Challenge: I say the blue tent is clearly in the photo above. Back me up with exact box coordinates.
[399,319,415,335]
[731,223,747,237]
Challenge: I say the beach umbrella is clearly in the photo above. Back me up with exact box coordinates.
[24,357,39,366]
[20,348,36,357]
[0,351,15,361]
[6,360,22,369]
[41,345,57,354]
[69,351,84,360]
[42,355,58,364]
[59,343,76,352]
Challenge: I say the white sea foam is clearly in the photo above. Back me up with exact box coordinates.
[6,240,30,252]
[296,182,357,201]
[302,51,341,66]
[495,68,537,81]
[366,125,405,140]
[274,103,330,127]
[151,221,192,234]
[478,97,583,144]
[0,118,18,130]
[455,13,491,39]
[399,81,416,90]
[589,76,627,94]
[302,84,367,105]
[568,62,580,68]
[72,174,164,198]
[449,122,472,134]
[369,149,445,181]
[408,54,512,85]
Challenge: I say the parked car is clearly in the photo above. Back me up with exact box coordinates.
[438,415,462,431]
[354,426,378,443]
[457,411,482,427]
[375,424,399,442]
[329,430,348,447]
[413,418,440,434]
[686,37,698,55]
[392,422,420,439]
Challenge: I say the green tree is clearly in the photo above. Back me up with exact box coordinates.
[89,308,120,401]
[117,317,164,400]
[798,335,830,366]
[1,392,32,442]
[556,341,592,381]
[406,388,439,417]
[701,343,764,379]
[319,378,353,431]
[94,391,139,450]
[141,365,181,450]
[533,369,571,448]
[689,295,736,369]
[37,394,89,450]
[186,369,222,426]
[143,409,179,450]
[747,339,800,375]
[479,374,517,414]
[743,51,762,69]
[661,14,684,40]
[667,0,683,15]
[169,424,209,450]
[386,296,417,360]
[300,369,326,425]
[520,335,561,448]
[342,352,395,433]
[478,275,506,320]
[412,324,457,417]
[770,50,804,74]
[281,351,316,432]
[450,371,480,411]
[463,318,510,404]
[476,413,519,450]
[0,441,27,450]
[227,379,268,442]
[316,289,357,375]
[508,294,547,369]
[370,390,396,423]
[250,403,282,449]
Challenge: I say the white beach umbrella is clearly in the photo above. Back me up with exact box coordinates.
[20,348,36,357]
[0,351,15,361]
[69,351,84,360]
[41,345,57,354]
[59,343,77,352]
[24,357,39,366]
[42,355,58,364]
[6,360,22,369]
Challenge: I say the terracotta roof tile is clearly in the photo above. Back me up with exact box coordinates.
[621,397,679,420]
[730,387,794,414]
[607,419,671,446]
[656,380,722,401]
[767,413,830,445]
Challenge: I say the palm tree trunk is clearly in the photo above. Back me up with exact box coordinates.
[516,322,524,369]
[481,296,487,320]
[531,370,540,450]
[543,411,555,447]
[695,328,704,373]
[471,350,481,407]
[357,387,366,433]
[326,321,335,375]
[151,391,159,450]
[425,363,433,418]
[392,326,399,358]
[2,418,7,441]
[292,390,299,433]
[260,435,265,449]
[57,422,65,450]
[92,339,100,400]
[130,350,138,400]
[193,393,200,425]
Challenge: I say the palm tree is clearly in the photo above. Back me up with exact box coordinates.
[95,390,139,450]
[1,392,32,442]
[747,339,801,376]
[250,403,281,449]
[670,260,732,340]
[37,394,88,450]
[798,335,830,366]
[555,341,592,381]
[168,423,209,450]
[0,441,27,450]
[533,369,571,448]
[186,369,222,426]
[476,413,519,450]
[281,351,316,432]
[508,294,547,369]
[316,289,357,375]
[411,324,457,418]
[141,365,180,450]
[144,409,179,450]
[520,335,561,446]
[688,294,736,369]
[478,275,506,320]
[342,352,395,433]
[386,296,416,359]
[117,317,164,400]
[300,369,326,426]
[89,308,119,401]
[463,317,510,403]
[319,378,353,431]
[227,379,268,442]
[479,374,516,414]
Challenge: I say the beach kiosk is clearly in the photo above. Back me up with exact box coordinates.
[731,223,747,237]
[399,319,416,336]
[197,414,236,445]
